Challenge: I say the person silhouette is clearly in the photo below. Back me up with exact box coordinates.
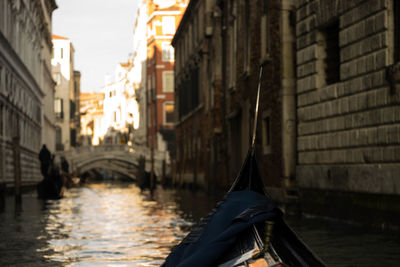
[38,144,51,178]
[61,156,69,173]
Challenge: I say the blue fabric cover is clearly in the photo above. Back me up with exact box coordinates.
[163,190,277,267]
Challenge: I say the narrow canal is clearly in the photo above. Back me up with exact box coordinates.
[0,182,399,266]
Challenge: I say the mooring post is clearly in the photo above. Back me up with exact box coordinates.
[12,136,21,203]
[161,159,166,186]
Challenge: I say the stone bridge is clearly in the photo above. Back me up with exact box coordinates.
[58,144,169,181]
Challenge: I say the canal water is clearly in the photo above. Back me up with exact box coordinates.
[0,182,399,266]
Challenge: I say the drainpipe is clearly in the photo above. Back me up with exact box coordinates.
[281,0,297,202]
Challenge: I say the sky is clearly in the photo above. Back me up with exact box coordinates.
[53,0,139,92]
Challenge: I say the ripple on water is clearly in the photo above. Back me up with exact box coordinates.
[0,183,192,266]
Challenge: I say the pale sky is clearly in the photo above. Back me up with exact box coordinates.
[53,0,139,92]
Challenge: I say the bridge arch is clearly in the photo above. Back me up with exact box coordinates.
[57,144,169,180]
[76,156,139,181]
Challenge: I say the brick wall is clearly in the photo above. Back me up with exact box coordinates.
[296,0,400,195]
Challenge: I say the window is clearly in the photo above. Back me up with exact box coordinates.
[260,0,271,60]
[154,0,175,9]
[54,98,63,119]
[60,48,63,59]
[322,21,340,85]
[53,72,61,85]
[262,110,271,155]
[395,0,400,62]
[70,100,76,119]
[74,80,78,95]
[70,129,76,147]
[162,42,174,62]
[164,102,174,124]
[244,0,250,73]
[228,0,237,89]
[178,68,199,118]
[162,71,174,92]
[162,16,175,35]
[56,127,63,151]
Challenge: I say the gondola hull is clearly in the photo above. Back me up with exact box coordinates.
[163,152,325,267]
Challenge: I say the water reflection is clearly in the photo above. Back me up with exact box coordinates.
[0,183,400,266]
[45,183,193,266]
[286,215,400,267]
[0,183,193,266]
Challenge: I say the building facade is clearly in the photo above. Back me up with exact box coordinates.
[0,0,57,187]
[51,34,80,151]
[174,0,400,226]
[101,62,139,145]
[132,0,148,146]
[72,70,81,146]
[146,0,188,160]
[80,91,105,146]
[172,0,220,188]
[295,0,400,225]
[172,0,296,196]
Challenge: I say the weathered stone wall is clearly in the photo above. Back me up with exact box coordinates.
[296,0,400,195]
[0,0,56,187]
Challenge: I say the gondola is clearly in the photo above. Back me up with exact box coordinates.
[37,160,64,200]
[162,67,325,267]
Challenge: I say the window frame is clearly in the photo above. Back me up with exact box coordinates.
[162,71,175,93]
[164,101,174,125]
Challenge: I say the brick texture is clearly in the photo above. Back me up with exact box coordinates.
[296,0,400,195]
